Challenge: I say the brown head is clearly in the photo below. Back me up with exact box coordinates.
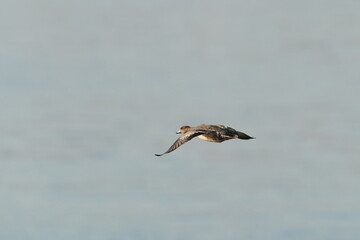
[176,126,191,134]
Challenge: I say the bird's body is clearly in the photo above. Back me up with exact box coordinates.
[155,124,254,156]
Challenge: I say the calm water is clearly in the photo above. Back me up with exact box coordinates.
[1,1,360,239]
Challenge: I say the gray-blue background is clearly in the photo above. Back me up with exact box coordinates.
[1,1,359,239]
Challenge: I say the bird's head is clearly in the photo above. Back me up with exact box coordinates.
[176,126,191,134]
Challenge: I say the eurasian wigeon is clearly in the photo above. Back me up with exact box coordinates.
[155,124,254,156]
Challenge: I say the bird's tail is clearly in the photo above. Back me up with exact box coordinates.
[236,131,254,140]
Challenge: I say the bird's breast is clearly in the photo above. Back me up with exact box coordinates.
[197,133,223,142]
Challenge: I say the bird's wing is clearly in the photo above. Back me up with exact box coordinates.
[155,130,209,156]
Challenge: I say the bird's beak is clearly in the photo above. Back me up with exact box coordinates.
[176,131,181,134]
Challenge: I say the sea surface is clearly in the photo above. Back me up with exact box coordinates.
[1,1,360,239]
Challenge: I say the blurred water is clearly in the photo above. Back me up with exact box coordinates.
[1,1,360,239]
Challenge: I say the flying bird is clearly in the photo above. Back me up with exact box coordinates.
[155,124,254,156]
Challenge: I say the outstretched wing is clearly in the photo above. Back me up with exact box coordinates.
[155,130,208,156]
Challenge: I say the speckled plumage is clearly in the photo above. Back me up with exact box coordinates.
[155,124,254,156]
